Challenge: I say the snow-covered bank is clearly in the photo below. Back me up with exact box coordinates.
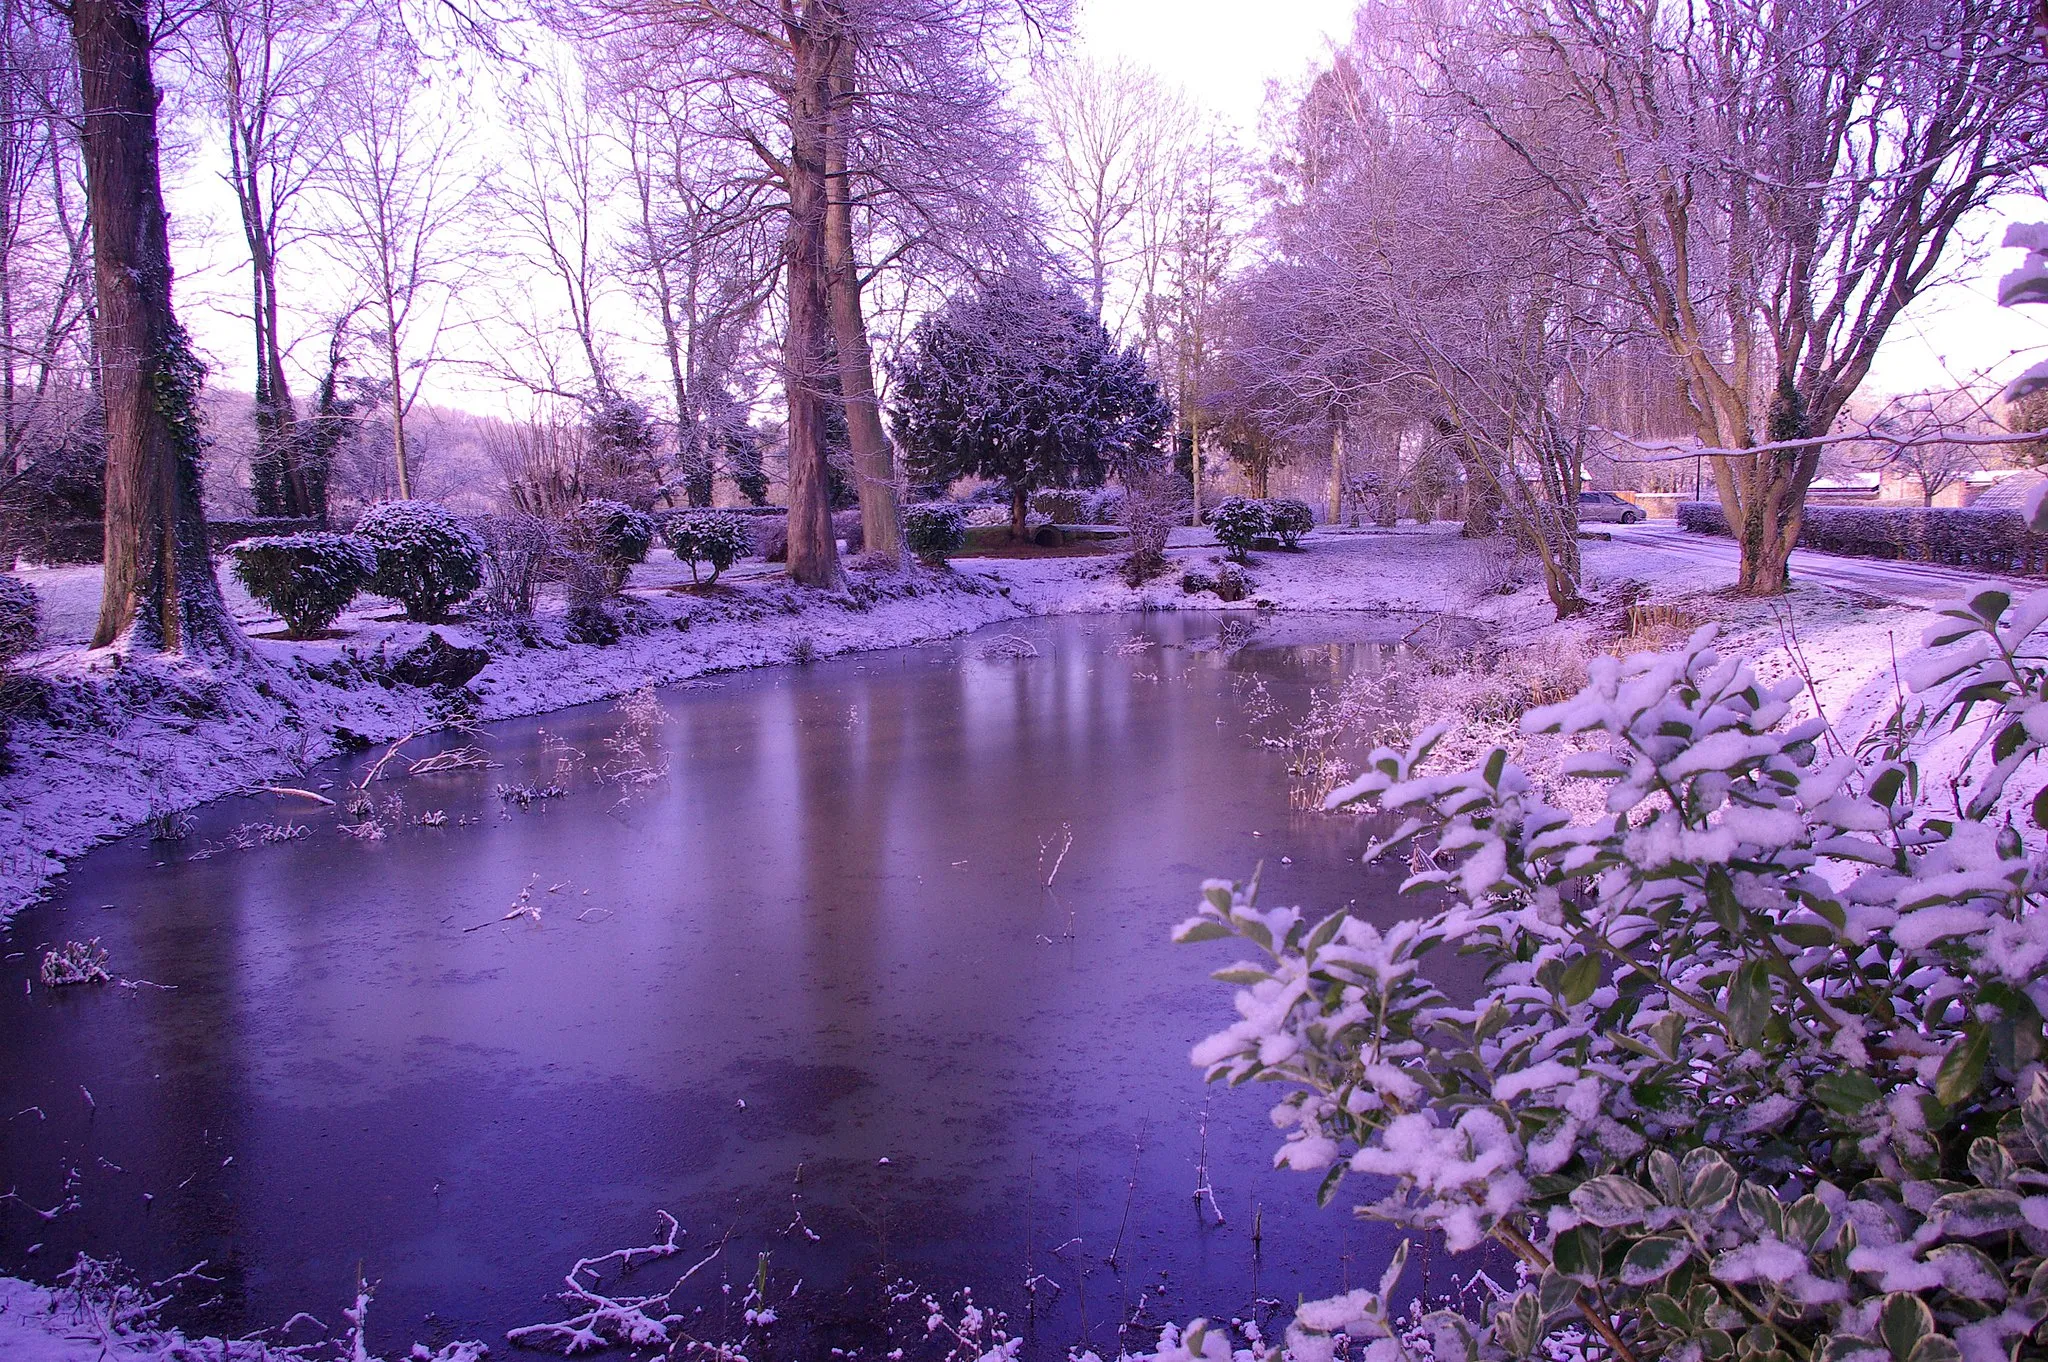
[0,557,1023,926]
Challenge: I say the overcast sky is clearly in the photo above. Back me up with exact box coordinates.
[168,0,2048,414]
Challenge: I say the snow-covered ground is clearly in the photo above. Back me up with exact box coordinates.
[0,524,2015,931]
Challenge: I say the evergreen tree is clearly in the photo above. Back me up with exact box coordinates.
[891,273,1167,541]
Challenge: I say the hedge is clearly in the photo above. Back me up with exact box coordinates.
[14,516,323,566]
[1677,500,2048,574]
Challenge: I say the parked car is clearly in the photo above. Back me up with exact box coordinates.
[1578,490,1644,524]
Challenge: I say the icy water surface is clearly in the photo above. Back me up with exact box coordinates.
[0,612,1483,1358]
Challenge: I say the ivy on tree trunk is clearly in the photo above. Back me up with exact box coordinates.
[74,0,238,653]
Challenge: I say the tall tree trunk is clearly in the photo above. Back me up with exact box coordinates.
[382,306,410,499]
[1327,420,1343,524]
[782,16,840,590]
[76,0,236,652]
[823,43,900,561]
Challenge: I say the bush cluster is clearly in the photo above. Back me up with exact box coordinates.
[903,503,969,564]
[0,573,37,662]
[1168,589,2048,1361]
[1181,563,1252,601]
[566,499,655,595]
[1265,498,1315,550]
[355,501,486,622]
[660,509,752,586]
[231,533,378,638]
[1207,497,1271,562]
[1678,499,2048,574]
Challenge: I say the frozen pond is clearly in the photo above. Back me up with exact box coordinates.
[0,611,1479,1358]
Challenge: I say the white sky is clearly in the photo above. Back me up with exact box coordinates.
[167,0,2048,417]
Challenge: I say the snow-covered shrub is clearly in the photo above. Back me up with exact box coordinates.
[1266,499,1315,550]
[1176,588,2048,1362]
[1208,497,1271,563]
[904,503,968,564]
[566,498,655,595]
[0,572,39,661]
[1122,464,1192,585]
[356,500,485,621]
[473,511,561,618]
[230,532,377,638]
[661,508,752,585]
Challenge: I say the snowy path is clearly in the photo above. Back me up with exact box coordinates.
[1607,522,2039,607]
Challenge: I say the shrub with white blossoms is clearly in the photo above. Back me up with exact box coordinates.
[1173,589,2048,1362]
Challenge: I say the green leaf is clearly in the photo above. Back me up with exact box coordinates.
[1493,1291,1543,1359]
[1934,1025,1990,1109]
[1818,1336,1883,1362]
[1559,953,1601,1007]
[1783,1195,1829,1252]
[1727,959,1772,1051]
[1965,1136,2015,1191]
[1304,911,1346,959]
[1969,590,2011,624]
[1173,919,1232,944]
[1996,720,2030,764]
[1683,1150,1738,1215]
[1736,1182,1785,1237]
[1870,766,1907,807]
[1777,922,1835,948]
[1929,1187,2027,1234]
[1483,748,1508,790]
[2023,1072,2048,1163]
[1879,1296,1934,1362]
[1379,1240,1409,1300]
[1202,885,1232,912]
[1211,967,1273,986]
[1620,1235,1691,1285]
[2033,784,2048,831]
[1315,1161,1345,1209]
[1538,1269,1579,1316]
[1907,1339,1961,1362]
[1812,1070,1883,1117]
[1570,1175,1661,1227]
[1647,1150,1683,1204]
[1552,1225,1601,1283]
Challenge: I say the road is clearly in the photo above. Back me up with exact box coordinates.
[1604,522,2039,609]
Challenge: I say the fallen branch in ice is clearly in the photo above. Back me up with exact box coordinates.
[465,874,542,932]
[259,786,337,806]
[409,746,499,776]
[505,1212,729,1354]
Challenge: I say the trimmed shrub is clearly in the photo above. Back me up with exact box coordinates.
[1266,498,1314,550]
[1207,496,1271,563]
[903,503,968,564]
[0,574,37,661]
[230,533,377,639]
[662,509,752,586]
[1677,500,2048,574]
[356,500,485,622]
[566,499,655,594]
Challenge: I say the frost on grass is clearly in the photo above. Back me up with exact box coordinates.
[1166,589,2048,1362]
[0,1255,484,1362]
[38,939,109,987]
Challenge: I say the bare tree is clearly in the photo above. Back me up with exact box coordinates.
[1159,124,1240,523]
[313,31,482,500]
[1033,56,1195,330]
[1402,0,2048,593]
[0,0,97,537]
[194,0,351,519]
